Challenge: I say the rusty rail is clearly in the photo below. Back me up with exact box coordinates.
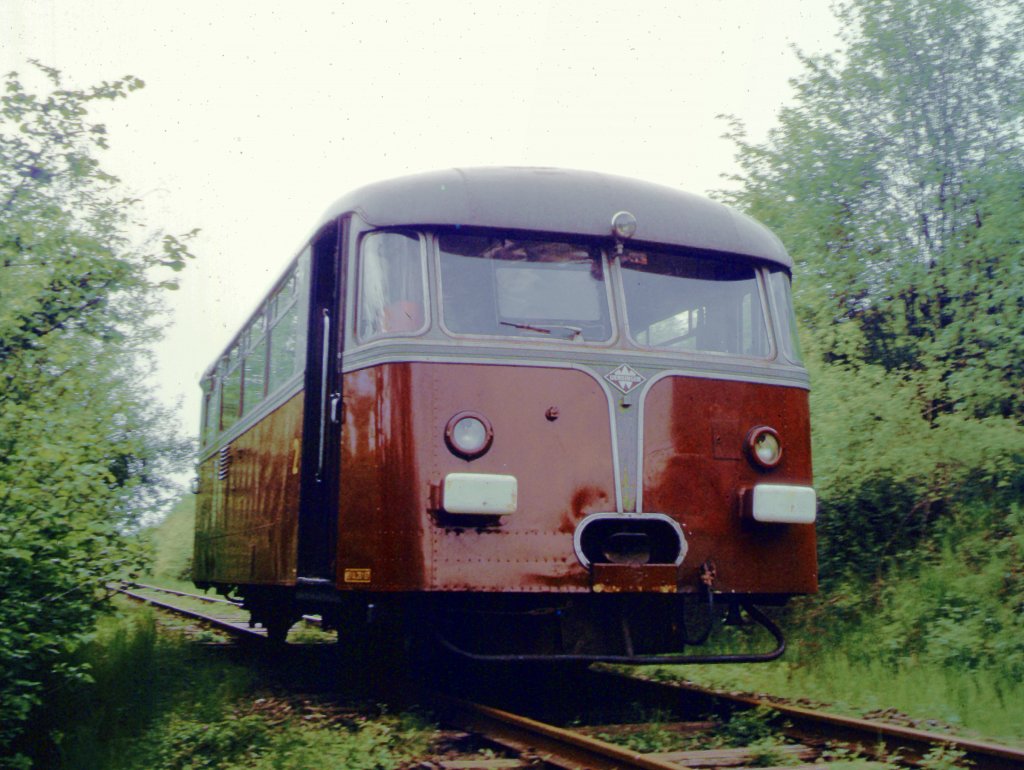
[114,583,267,639]
[436,696,696,770]
[593,669,1024,770]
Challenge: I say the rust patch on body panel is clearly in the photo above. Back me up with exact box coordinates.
[561,485,611,533]
[338,364,426,590]
[337,363,613,593]
[643,376,817,594]
[591,563,678,593]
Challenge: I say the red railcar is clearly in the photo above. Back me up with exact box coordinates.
[193,168,816,662]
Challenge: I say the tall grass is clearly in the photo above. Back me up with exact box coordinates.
[649,500,1024,745]
[22,606,436,769]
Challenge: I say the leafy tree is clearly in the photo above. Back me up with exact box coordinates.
[720,0,1024,578]
[0,62,194,765]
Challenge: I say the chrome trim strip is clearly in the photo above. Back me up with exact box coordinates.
[198,375,305,462]
[317,309,331,479]
[340,344,810,390]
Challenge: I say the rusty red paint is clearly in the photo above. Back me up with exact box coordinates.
[643,376,816,594]
[330,362,815,596]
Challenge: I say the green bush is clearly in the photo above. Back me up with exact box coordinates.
[0,63,195,764]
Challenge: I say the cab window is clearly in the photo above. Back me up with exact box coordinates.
[438,233,612,342]
[357,232,426,341]
[621,248,769,357]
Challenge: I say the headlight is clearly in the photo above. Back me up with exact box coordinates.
[611,210,638,240]
[445,412,493,460]
[746,426,782,469]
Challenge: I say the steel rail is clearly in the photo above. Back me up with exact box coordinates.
[124,581,242,604]
[115,585,267,640]
[594,670,1024,770]
[114,584,1023,769]
[435,695,694,770]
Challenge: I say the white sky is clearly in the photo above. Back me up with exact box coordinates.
[4,1,838,444]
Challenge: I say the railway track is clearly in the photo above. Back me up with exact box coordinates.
[581,669,1024,770]
[117,583,1024,770]
[115,581,265,640]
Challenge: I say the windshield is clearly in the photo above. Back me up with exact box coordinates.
[621,248,770,357]
[439,233,612,342]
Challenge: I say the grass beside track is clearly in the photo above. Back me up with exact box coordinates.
[141,494,1024,752]
[24,604,437,770]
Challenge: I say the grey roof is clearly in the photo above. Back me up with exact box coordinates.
[319,167,791,267]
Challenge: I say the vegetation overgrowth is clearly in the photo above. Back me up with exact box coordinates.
[680,0,1024,741]
[23,607,437,769]
[0,63,195,765]
[646,499,1024,743]
[3,0,1021,765]
[146,494,197,591]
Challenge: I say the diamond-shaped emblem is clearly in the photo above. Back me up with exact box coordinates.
[605,364,646,394]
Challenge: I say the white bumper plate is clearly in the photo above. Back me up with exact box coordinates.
[443,473,518,515]
[751,484,817,524]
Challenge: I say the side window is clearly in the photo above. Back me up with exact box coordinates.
[241,313,268,416]
[221,345,242,431]
[200,374,219,447]
[203,249,310,439]
[267,249,310,393]
[767,268,803,364]
[357,231,426,341]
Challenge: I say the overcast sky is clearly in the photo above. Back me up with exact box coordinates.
[4,1,839,443]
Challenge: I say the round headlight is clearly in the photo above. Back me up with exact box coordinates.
[445,412,493,460]
[746,426,782,469]
[611,210,638,240]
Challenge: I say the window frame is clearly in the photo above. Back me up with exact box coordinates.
[434,230,618,346]
[355,229,430,344]
[618,246,777,361]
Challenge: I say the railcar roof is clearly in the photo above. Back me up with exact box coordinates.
[319,167,791,267]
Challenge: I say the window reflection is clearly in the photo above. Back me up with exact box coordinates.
[621,249,769,357]
[439,234,611,342]
[358,232,426,341]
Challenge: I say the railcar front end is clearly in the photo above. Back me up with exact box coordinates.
[193,168,816,661]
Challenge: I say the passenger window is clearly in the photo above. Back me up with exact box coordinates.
[221,347,242,430]
[358,232,426,341]
[242,314,267,415]
[267,250,309,392]
[201,375,219,446]
[269,303,301,392]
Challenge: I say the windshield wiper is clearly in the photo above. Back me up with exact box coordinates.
[500,321,583,340]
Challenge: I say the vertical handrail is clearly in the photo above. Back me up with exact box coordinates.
[316,308,330,480]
